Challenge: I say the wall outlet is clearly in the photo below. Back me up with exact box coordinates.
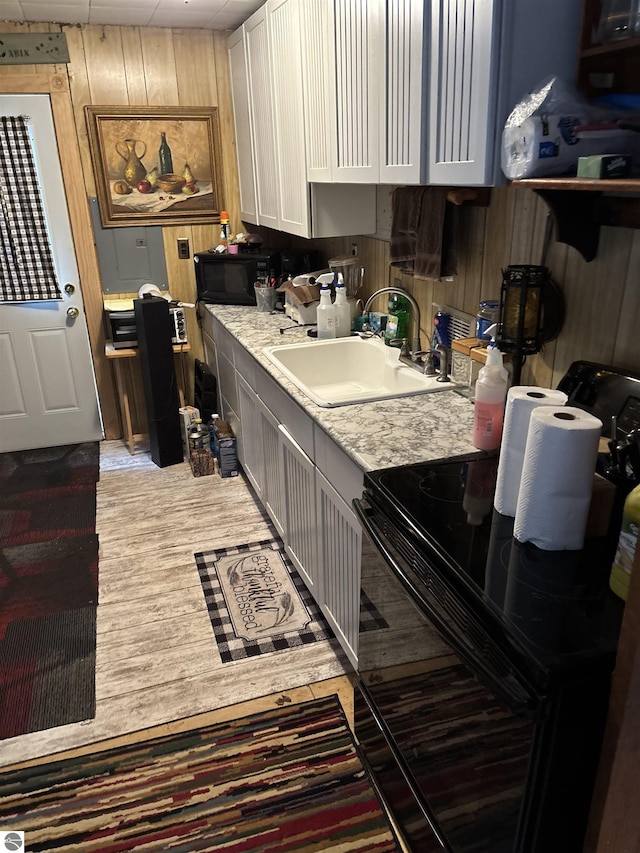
[177,238,190,260]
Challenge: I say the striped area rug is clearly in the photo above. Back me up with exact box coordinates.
[0,695,401,852]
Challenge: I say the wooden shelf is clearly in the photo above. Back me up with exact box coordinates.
[580,34,640,59]
[512,179,640,262]
[513,177,640,192]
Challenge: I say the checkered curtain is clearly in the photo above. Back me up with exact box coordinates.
[0,115,62,301]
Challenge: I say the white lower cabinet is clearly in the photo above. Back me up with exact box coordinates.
[236,374,263,498]
[316,469,362,668]
[258,398,286,539]
[226,339,362,666]
[280,424,318,597]
[204,311,363,666]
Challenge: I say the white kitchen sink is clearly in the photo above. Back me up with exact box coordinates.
[262,336,455,407]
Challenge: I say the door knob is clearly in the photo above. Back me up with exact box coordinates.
[67,306,80,319]
[64,283,75,295]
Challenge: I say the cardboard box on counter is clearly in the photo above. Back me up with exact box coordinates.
[189,446,216,478]
[214,419,239,478]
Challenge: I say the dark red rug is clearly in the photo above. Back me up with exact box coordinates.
[0,443,100,740]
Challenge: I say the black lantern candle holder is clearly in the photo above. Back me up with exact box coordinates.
[498,265,549,385]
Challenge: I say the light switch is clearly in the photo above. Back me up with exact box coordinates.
[177,238,190,260]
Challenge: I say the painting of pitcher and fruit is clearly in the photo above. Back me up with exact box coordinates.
[85,107,225,228]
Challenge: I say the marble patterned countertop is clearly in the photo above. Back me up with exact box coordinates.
[205,304,482,472]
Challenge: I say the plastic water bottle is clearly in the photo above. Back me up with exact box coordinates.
[207,414,220,453]
[334,279,351,338]
[316,284,336,339]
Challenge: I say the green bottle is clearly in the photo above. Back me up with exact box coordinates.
[384,293,411,346]
[159,132,173,175]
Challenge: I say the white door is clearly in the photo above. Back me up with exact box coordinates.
[0,94,102,452]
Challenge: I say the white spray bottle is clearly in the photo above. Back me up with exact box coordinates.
[333,273,351,338]
[472,324,508,451]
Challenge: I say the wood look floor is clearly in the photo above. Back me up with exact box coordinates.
[0,440,354,771]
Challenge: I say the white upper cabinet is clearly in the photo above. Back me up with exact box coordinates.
[379,0,429,184]
[228,0,376,238]
[304,0,429,185]
[428,0,583,185]
[304,0,381,183]
[227,29,258,223]
[266,0,311,237]
[243,6,280,230]
[303,0,583,187]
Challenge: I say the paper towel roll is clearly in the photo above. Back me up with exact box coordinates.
[514,406,603,550]
[494,386,568,517]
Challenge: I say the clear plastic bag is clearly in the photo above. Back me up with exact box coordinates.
[501,76,639,179]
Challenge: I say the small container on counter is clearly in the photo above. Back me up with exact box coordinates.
[188,418,209,452]
[476,300,500,345]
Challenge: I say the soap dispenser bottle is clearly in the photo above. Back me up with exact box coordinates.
[333,276,351,338]
[316,283,336,340]
[472,325,508,451]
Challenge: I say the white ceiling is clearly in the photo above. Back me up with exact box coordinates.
[0,0,263,30]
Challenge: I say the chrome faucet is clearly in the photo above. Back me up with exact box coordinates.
[435,344,451,382]
[362,288,426,367]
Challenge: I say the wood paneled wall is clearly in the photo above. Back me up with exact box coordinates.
[299,190,640,387]
[1,20,242,438]
[2,21,638,440]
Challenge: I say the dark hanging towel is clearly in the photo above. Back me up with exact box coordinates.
[390,186,457,281]
[0,115,62,302]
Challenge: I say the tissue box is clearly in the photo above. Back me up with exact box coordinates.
[214,420,239,478]
[577,154,631,179]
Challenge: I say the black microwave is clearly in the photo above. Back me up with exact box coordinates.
[193,251,280,305]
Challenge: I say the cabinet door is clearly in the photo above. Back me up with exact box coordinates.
[228,28,258,224]
[244,6,280,229]
[236,373,264,497]
[428,0,498,185]
[303,0,380,183]
[379,0,428,185]
[302,0,336,182]
[258,398,286,538]
[280,424,318,596]
[267,0,311,238]
[334,0,380,182]
[316,468,362,669]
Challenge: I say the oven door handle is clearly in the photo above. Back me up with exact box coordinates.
[354,497,535,715]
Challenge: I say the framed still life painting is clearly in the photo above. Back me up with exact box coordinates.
[85,106,225,228]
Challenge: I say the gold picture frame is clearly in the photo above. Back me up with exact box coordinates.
[85,106,225,228]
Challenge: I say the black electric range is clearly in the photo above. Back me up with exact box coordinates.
[353,361,639,853]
